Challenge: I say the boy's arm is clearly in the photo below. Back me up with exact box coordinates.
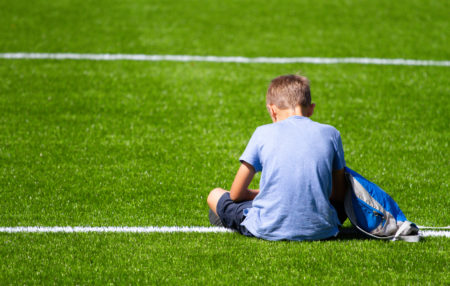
[229,162,260,202]
[330,168,347,202]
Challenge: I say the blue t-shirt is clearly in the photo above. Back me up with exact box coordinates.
[240,115,346,241]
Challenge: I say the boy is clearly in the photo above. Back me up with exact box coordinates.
[207,75,347,241]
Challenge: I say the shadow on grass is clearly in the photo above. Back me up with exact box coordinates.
[333,226,371,241]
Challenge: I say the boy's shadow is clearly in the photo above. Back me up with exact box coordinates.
[334,226,370,240]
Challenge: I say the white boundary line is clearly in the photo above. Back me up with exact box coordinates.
[0,226,233,233]
[417,225,450,229]
[420,230,450,238]
[0,226,448,237]
[0,53,449,66]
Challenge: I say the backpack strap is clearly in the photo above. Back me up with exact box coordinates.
[392,221,420,242]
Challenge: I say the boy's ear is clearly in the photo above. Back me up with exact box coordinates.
[266,104,277,122]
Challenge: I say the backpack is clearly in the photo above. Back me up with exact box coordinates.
[344,167,420,242]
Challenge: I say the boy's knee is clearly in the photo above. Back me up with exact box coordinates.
[207,188,227,210]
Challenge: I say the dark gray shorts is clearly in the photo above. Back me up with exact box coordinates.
[216,193,254,237]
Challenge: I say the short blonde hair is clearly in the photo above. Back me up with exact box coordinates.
[266,75,311,109]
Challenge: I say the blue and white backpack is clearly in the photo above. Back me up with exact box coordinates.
[344,167,420,242]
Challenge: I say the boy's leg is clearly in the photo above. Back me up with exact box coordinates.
[207,188,254,237]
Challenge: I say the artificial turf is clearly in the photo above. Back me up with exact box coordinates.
[0,0,449,284]
[1,233,449,284]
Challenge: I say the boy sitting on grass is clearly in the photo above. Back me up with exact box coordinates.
[207,74,347,241]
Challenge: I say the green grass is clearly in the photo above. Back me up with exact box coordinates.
[1,60,449,284]
[0,0,449,284]
[1,234,449,284]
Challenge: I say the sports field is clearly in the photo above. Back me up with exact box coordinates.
[1,0,449,284]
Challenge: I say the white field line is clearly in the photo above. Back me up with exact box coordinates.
[416,225,450,229]
[0,53,449,66]
[0,226,448,237]
[419,230,450,238]
[0,226,233,233]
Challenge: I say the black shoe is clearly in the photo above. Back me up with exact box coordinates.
[209,209,224,227]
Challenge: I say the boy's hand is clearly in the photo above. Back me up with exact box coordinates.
[230,162,259,202]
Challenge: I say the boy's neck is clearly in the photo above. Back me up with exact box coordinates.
[277,107,305,121]
[268,104,315,123]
